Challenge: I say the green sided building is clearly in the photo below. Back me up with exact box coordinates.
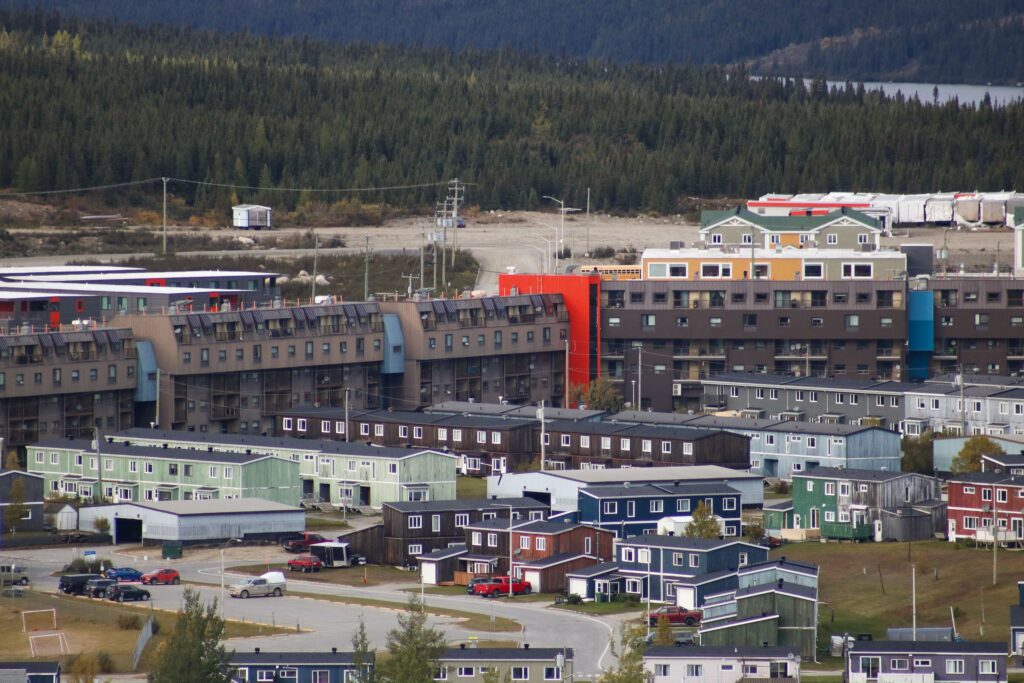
[107,429,458,508]
[27,438,300,505]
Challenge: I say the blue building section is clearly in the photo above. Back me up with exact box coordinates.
[230,651,369,683]
[380,313,405,374]
[610,537,767,604]
[577,483,742,537]
[907,290,934,380]
[134,340,158,403]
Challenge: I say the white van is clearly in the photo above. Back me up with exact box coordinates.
[0,564,29,586]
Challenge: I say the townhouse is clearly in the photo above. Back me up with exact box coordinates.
[435,646,572,683]
[230,648,370,683]
[346,497,548,566]
[27,437,300,505]
[645,646,800,683]
[539,419,751,470]
[104,428,456,508]
[701,373,910,430]
[699,206,883,250]
[577,482,742,537]
[764,468,944,542]
[509,520,615,592]
[1011,581,1024,656]
[698,559,820,658]
[0,469,45,534]
[904,374,1024,438]
[681,414,901,479]
[570,536,767,606]
[945,472,1024,542]
[845,641,1007,683]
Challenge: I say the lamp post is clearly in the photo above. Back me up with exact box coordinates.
[543,196,579,272]
[528,233,553,272]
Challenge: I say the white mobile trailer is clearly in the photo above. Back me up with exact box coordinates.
[925,194,955,223]
[896,194,930,225]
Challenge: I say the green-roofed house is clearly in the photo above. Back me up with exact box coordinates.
[700,207,882,250]
[27,438,301,505]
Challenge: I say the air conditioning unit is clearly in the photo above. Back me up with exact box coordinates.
[672,384,682,397]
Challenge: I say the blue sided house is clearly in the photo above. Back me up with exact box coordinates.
[567,536,766,606]
[577,482,742,538]
[230,649,371,683]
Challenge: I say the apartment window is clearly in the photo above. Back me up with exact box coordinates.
[676,498,690,513]
[434,669,448,681]
[283,418,293,430]
[458,668,475,678]
[650,499,663,513]
[413,426,423,439]
[144,461,153,474]
[676,316,688,327]
[842,263,873,279]
[824,511,835,522]
[641,314,656,327]
[455,513,469,527]
[946,660,964,675]
[913,659,931,668]
[544,667,562,680]
[297,418,307,432]
[891,659,909,671]
[477,430,487,445]
[689,553,700,568]
[686,665,703,677]
[388,463,398,475]
[512,668,528,681]
[452,429,462,442]
[979,660,997,674]
[398,425,408,439]
[723,497,736,510]
[845,314,860,329]
[487,533,497,547]
[408,515,422,529]
[375,424,385,437]
[710,317,722,327]
[654,664,671,677]
[603,501,618,515]
[804,263,823,278]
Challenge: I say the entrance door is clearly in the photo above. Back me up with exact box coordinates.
[810,508,820,529]
[793,514,801,530]
[302,479,314,497]
[1012,518,1022,539]
[318,483,331,502]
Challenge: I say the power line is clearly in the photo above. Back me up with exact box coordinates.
[0,178,164,196]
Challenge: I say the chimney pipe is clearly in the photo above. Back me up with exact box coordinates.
[524,643,530,650]
[255,648,260,654]
[331,647,337,654]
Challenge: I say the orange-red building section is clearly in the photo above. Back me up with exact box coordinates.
[498,273,600,398]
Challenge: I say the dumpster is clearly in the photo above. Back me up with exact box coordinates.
[161,541,183,560]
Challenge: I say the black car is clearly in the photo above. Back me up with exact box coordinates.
[58,573,101,596]
[107,585,151,602]
[85,578,117,598]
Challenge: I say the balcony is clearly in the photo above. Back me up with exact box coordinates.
[821,521,872,540]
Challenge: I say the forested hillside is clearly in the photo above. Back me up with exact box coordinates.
[11,0,1024,84]
[1,11,1022,214]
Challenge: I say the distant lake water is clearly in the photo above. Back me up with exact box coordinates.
[826,80,1024,107]
[758,76,1024,107]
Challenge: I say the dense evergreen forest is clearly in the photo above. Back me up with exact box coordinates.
[11,0,1024,85]
[1,10,1023,214]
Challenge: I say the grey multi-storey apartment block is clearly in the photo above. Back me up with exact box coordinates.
[846,641,1007,683]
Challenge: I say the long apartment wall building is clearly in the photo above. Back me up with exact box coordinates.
[0,328,137,463]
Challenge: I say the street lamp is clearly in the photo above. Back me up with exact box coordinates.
[528,233,553,272]
[543,196,580,273]
[527,218,560,273]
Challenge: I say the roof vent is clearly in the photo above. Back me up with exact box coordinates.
[254,648,260,654]
[524,643,530,650]
[460,643,466,649]
[331,647,337,654]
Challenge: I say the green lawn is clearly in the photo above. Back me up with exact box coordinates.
[233,563,413,587]
[411,586,550,602]
[552,599,645,616]
[456,476,488,499]
[771,540,1024,642]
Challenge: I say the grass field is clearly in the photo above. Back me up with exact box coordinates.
[552,599,645,616]
[772,541,1024,642]
[234,562,413,587]
[456,476,488,499]
[0,590,287,672]
[413,585,551,602]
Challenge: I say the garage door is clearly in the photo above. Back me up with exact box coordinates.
[568,577,589,599]
[524,569,541,592]
[114,517,143,545]
[675,586,697,610]
[421,562,438,586]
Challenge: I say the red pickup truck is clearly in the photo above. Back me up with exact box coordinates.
[280,533,328,553]
[472,576,532,597]
[647,606,702,626]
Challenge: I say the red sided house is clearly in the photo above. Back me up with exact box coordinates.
[946,472,1024,542]
[460,518,614,592]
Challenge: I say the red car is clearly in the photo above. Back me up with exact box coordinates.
[472,576,532,597]
[281,533,328,553]
[140,568,181,586]
[287,555,324,573]
[647,606,702,626]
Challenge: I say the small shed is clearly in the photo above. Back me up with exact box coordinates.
[417,544,467,585]
[880,503,945,542]
[886,626,955,642]
[232,204,272,230]
[44,502,78,531]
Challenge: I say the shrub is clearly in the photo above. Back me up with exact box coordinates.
[150,618,162,635]
[118,614,142,630]
[96,651,114,673]
[92,517,111,535]
[614,593,640,605]
[566,594,583,605]
[772,480,791,495]
[589,245,615,259]
[62,558,105,574]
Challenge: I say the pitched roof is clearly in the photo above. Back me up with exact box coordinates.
[795,467,912,482]
[417,544,467,561]
[439,647,572,661]
[566,561,619,578]
[517,553,591,569]
[579,482,739,499]
[229,651,359,665]
[643,645,795,659]
[383,498,547,514]
[700,206,880,232]
[847,640,1007,655]
[618,536,760,552]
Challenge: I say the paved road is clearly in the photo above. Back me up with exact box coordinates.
[1,544,618,676]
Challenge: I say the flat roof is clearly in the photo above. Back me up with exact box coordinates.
[383,497,547,513]
[0,290,96,300]
[18,270,278,282]
[580,482,739,499]
[618,536,758,551]
[32,438,276,464]
[536,465,760,484]
[643,645,795,659]
[848,641,1007,655]
[427,401,521,416]
[124,498,302,516]
[797,467,909,482]
[229,651,358,665]
[0,281,247,295]
[0,265,142,276]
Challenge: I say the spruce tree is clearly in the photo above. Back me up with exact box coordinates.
[148,588,231,683]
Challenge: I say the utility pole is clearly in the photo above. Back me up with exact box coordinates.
[161,177,168,255]
[401,273,418,299]
[586,187,591,257]
[959,365,967,436]
[564,338,570,404]
[344,388,350,443]
[419,231,425,294]
[311,231,320,302]
[636,345,643,411]
[363,235,371,301]
[539,400,546,472]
